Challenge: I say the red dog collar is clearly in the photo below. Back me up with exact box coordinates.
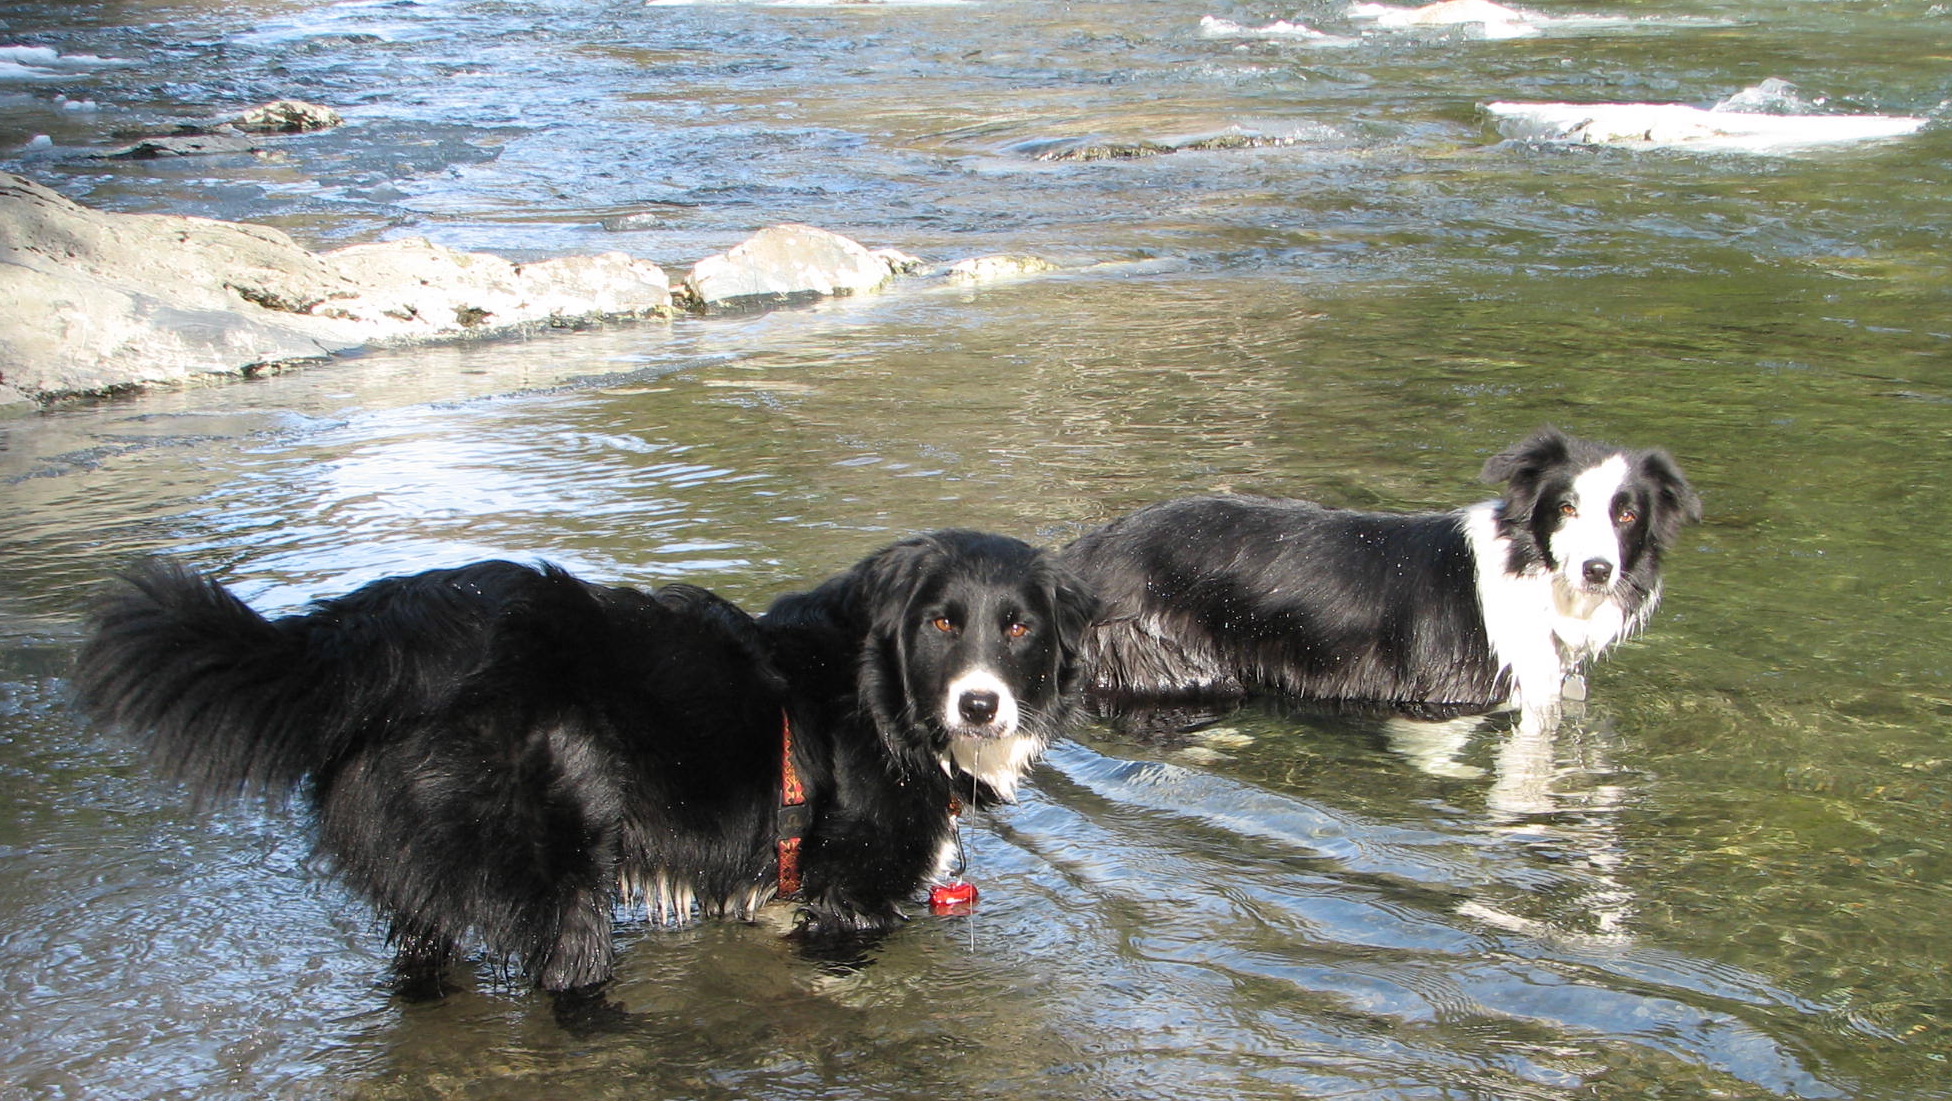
[775,713,977,912]
[776,712,810,898]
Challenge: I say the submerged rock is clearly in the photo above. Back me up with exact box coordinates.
[1011,125,1315,163]
[90,100,343,160]
[232,99,345,133]
[1710,78,1824,116]
[0,172,674,401]
[99,125,262,159]
[947,254,1060,282]
[599,211,664,232]
[1023,137,1177,162]
[681,223,899,309]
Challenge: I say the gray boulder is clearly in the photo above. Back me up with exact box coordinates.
[233,99,344,133]
[1,172,673,403]
[93,99,344,159]
[99,126,263,160]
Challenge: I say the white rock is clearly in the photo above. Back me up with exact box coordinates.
[0,172,674,401]
[514,251,675,317]
[683,223,894,307]
[233,99,344,133]
[872,247,927,275]
[946,254,1060,282]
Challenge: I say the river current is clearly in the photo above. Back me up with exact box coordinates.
[3,1,1950,1098]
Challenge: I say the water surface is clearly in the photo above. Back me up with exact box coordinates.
[3,1,1949,1098]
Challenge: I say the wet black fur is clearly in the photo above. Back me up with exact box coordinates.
[72,532,1096,1001]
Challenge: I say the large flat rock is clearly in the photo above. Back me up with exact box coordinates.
[0,173,673,403]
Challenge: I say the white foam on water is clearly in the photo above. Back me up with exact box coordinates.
[1485,99,1929,154]
[1198,15,1360,47]
[645,0,973,7]
[1348,0,1541,39]
[1346,1,1733,39]
[0,44,138,81]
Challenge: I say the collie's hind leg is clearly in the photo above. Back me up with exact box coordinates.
[534,885,617,994]
[537,886,635,1033]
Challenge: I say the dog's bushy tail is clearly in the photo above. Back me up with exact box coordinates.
[73,559,349,805]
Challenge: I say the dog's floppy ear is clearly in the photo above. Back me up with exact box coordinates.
[1481,426,1572,487]
[1637,447,1704,530]
[830,536,946,768]
[843,535,943,638]
[1034,553,1102,664]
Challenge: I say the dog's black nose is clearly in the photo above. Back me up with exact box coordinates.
[1582,558,1615,587]
[958,689,1000,725]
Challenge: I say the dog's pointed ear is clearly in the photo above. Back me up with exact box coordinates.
[1481,426,1572,486]
[1638,448,1704,527]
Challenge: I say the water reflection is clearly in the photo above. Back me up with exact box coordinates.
[1032,735,1854,1099]
[186,401,774,606]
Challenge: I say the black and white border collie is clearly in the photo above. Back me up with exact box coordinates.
[74,531,1097,1006]
[1061,428,1700,726]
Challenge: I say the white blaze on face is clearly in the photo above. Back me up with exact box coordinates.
[942,668,1019,738]
[943,668,1039,799]
[1550,455,1631,593]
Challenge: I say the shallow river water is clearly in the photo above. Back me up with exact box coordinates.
[3,1,1951,1098]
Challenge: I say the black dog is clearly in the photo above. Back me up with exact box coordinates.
[1061,428,1700,725]
[73,531,1097,1002]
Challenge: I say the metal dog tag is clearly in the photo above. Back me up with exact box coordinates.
[1561,672,1589,702]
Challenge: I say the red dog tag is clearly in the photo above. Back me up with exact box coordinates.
[928,880,978,914]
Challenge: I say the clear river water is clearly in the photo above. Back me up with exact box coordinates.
[2,0,1950,1098]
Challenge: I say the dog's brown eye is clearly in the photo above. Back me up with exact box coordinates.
[1617,508,1638,525]
[1558,502,1578,518]
[1005,621,1031,639]
[931,616,956,633]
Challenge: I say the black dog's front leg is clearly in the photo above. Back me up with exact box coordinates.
[797,889,907,940]
[793,807,941,941]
